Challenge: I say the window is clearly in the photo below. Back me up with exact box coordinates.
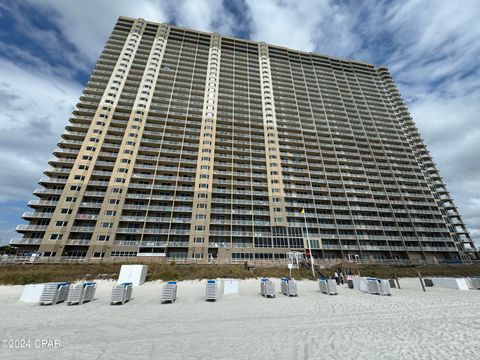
[109,199,120,204]
[112,188,123,193]
[115,178,126,183]
[65,196,77,202]
[101,222,113,228]
[60,208,73,214]
[97,235,110,241]
[55,221,68,227]
[82,155,93,161]
[70,185,81,191]
[195,225,205,231]
[198,193,208,198]
[74,175,85,180]
[194,237,204,243]
[196,214,206,219]
[121,159,131,164]
[200,165,210,170]
[104,210,117,216]
[78,165,89,170]
[199,184,209,189]
[49,234,63,240]
[197,204,207,208]
[274,217,283,223]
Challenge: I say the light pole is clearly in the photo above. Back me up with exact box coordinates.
[301,208,315,277]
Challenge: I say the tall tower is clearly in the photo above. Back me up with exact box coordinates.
[12,16,477,263]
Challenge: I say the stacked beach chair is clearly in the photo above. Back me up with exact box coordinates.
[205,280,218,301]
[260,278,275,298]
[281,277,298,297]
[366,278,381,294]
[378,279,392,296]
[363,278,391,296]
[39,282,70,305]
[111,283,133,305]
[161,281,177,303]
[467,277,480,290]
[318,278,337,295]
[67,282,96,305]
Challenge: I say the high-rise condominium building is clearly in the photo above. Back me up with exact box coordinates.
[12,16,477,262]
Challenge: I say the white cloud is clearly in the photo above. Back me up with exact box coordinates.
[0,58,81,201]
[245,0,332,51]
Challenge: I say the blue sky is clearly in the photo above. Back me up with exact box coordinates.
[0,0,479,245]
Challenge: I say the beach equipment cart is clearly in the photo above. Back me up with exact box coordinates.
[205,280,218,301]
[378,279,392,296]
[161,281,177,303]
[467,277,480,290]
[318,278,337,295]
[39,282,71,305]
[281,277,298,297]
[111,282,133,305]
[67,282,96,305]
[366,278,381,294]
[260,278,275,298]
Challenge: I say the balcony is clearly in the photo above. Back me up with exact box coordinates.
[10,238,43,245]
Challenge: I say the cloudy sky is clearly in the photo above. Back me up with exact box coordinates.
[0,0,479,246]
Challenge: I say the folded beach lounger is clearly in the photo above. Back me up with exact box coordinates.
[39,282,71,305]
[67,282,97,305]
[260,278,275,298]
[161,281,177,303]
[111,282,133,305]
[318,278,337,295]
[366,278,381,295]
[378,279,392,296]
[205,280,218,301]
[281,278,298,297]
[467,277,480,290]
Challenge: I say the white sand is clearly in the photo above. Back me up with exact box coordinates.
[0,278,479,360]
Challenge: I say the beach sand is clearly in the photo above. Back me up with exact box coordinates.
[0,278,479,360]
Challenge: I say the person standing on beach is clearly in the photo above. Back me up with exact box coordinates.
[340,272,345,285]
[334,271,339,285]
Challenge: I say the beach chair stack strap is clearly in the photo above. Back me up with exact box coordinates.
[161,281,177,303]
[205,280,217,301]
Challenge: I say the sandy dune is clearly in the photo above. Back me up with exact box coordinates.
[0,278,479,360]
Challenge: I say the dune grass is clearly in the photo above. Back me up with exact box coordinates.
[0,262,479,285]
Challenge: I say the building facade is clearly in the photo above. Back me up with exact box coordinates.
[11,16,477,262]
